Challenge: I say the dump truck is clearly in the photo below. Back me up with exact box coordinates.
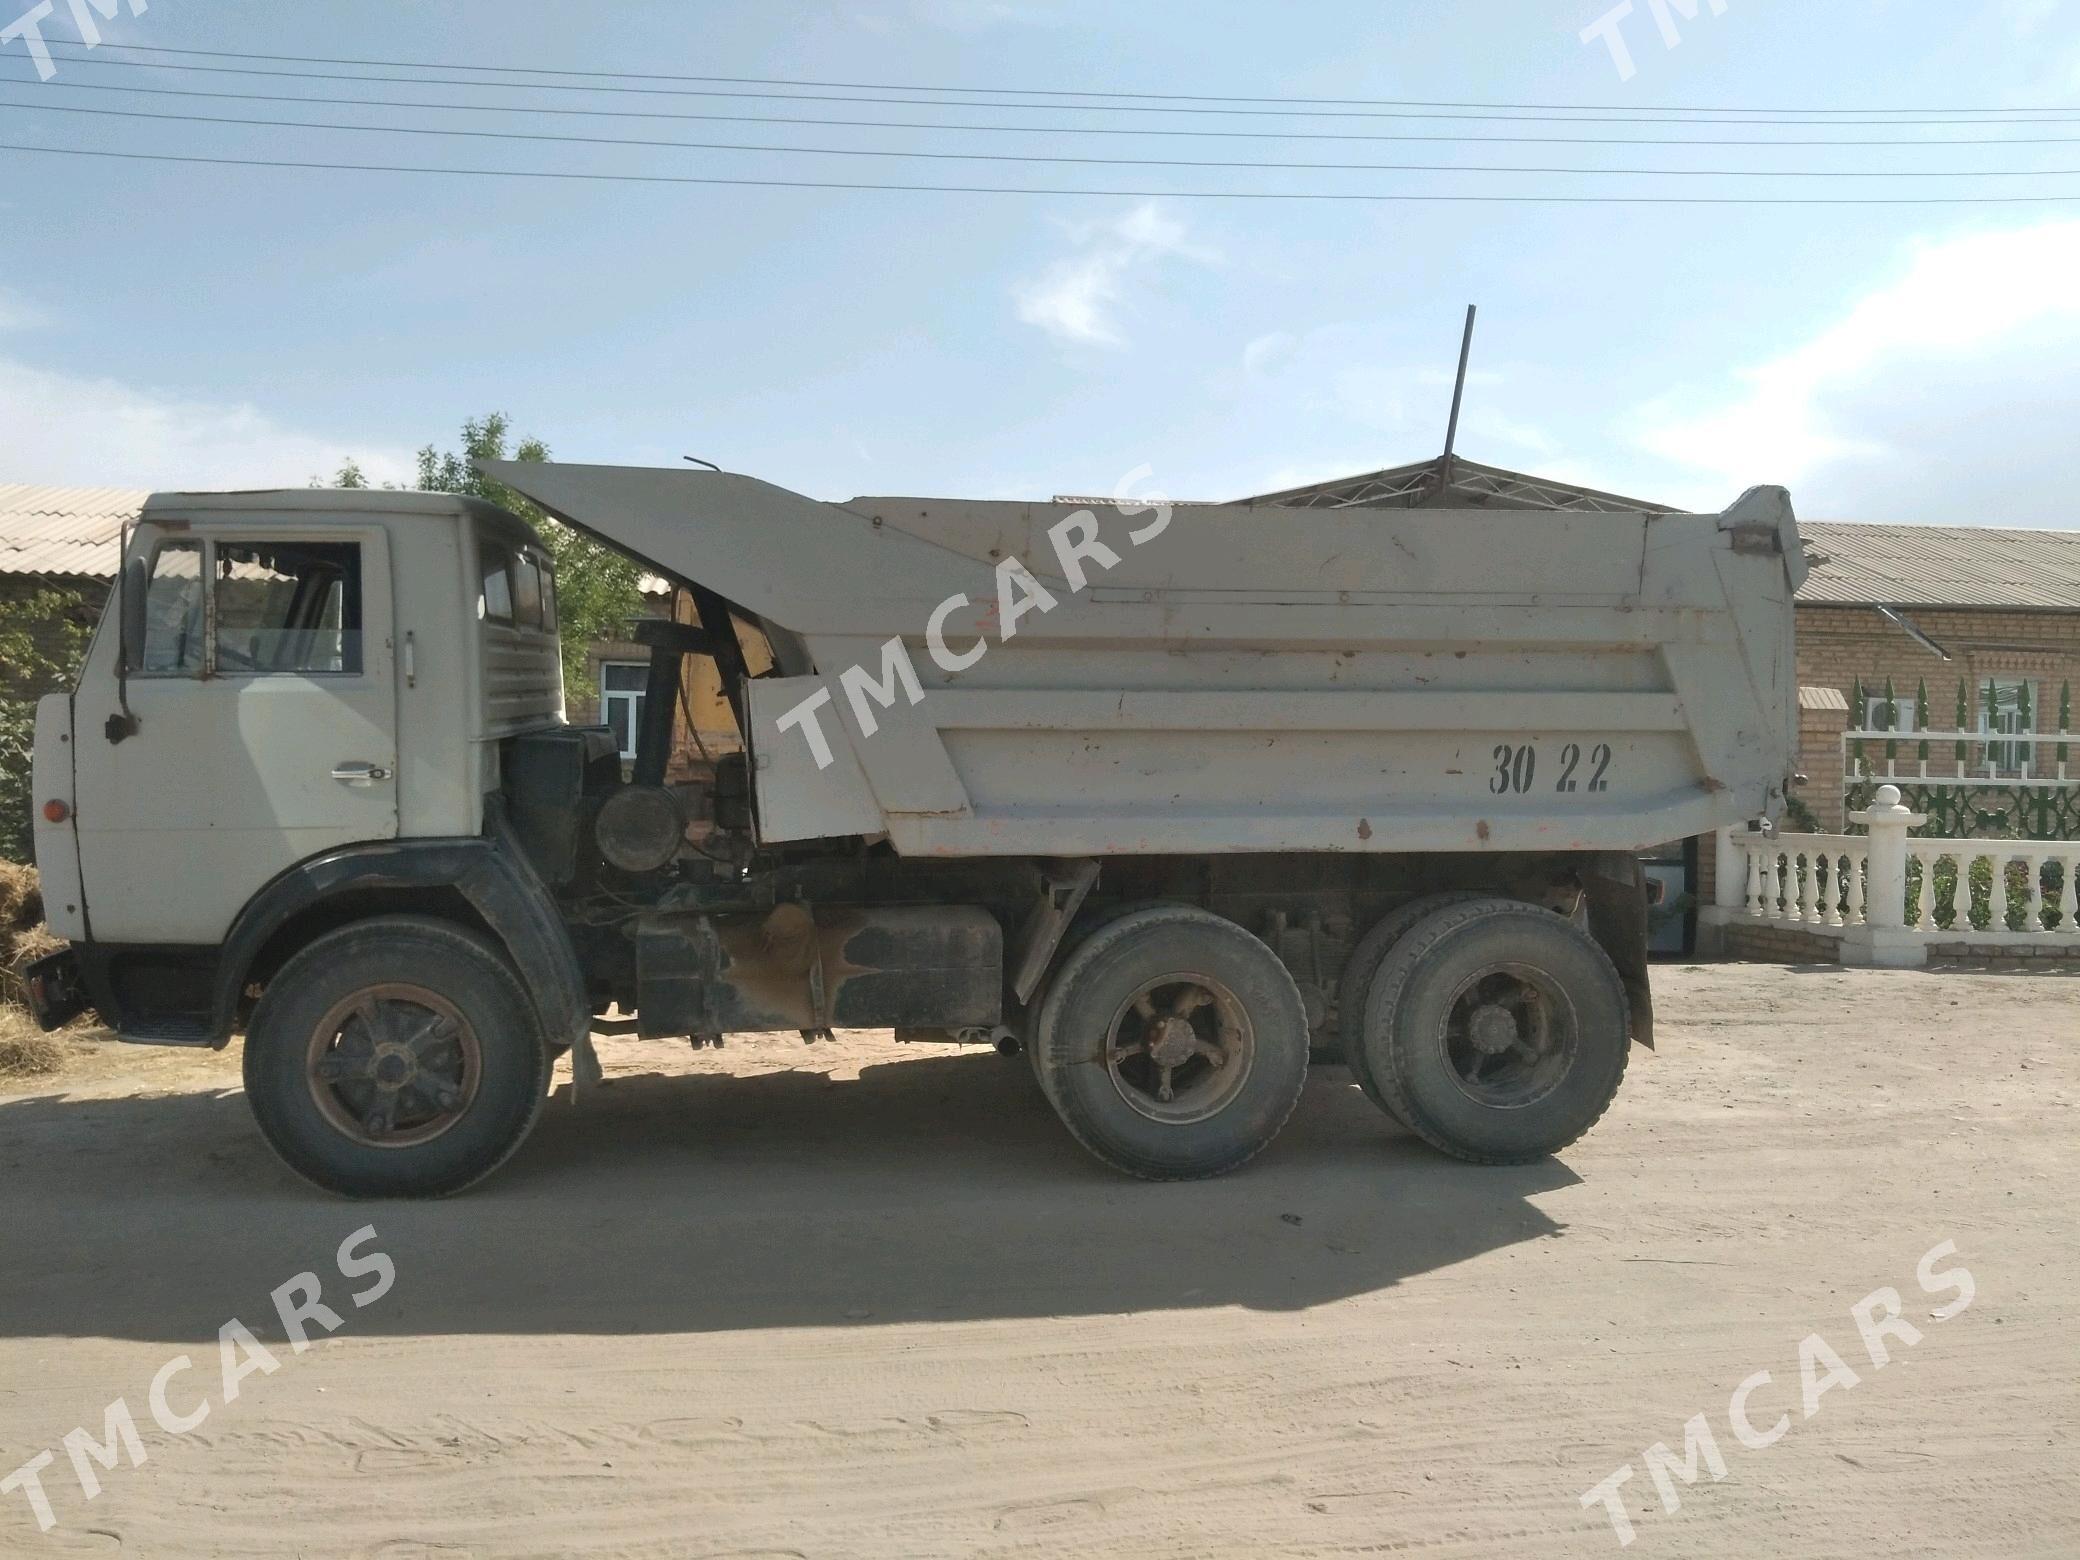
[24,464,1803,1196]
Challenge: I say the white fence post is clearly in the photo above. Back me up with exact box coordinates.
[1696,825,1752,956]
[1842,784,1929,968]
[1714,826,1746,911]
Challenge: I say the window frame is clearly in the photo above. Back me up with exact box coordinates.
[599,659,648,761]
[479,538,558,634]
[129,535,209,680]
[1980,678,2036,771]
[123,529,374,682]
[210,537,365,678]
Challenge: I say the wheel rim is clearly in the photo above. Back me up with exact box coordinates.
[1435,962,1578,1110]
[1104,973,1255,1125]
[305,983,483,1149]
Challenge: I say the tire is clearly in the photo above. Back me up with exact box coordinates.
[1360,898,1630,1165]
[1032,906,1310,1180]
[242,916,552,1197]
[1336,890,1492,1120]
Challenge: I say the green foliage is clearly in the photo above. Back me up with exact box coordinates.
[0,589,90,860]
[1904,853,2059,933]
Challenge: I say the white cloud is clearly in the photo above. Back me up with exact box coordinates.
[1241,330,1297,375]
[1628,220,2080,522]
[0,353,418,490]
[1012,203,1220,348]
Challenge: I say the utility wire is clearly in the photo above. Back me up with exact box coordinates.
[10,97,2076,178]
[8,140,2080,204]
[36,36,2080,117]
[28,53,2080,126]
[28,76,2080,147]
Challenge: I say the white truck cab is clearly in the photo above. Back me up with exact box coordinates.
[33,490,565,1009]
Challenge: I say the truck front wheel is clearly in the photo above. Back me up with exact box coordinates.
[242,916,552,1197]
[1032,906,1310,1180]
[1360,899,1630,1164]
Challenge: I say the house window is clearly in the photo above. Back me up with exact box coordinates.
[1981,679,2035,770]
[601,661,647,760]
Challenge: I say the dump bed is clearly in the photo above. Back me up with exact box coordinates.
[483,462,1802,858]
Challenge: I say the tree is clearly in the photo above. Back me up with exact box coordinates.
[366,414,647,703]
[0,590,90,860]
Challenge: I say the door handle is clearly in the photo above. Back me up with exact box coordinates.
[331,762,392,785]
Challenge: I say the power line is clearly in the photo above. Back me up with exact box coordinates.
[29,52,2080,127]
[11,97,2076,178]
[9,139,2080,204]
[30,76,2080,148]
[37,36,2078,117]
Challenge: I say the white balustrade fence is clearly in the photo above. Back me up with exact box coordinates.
[1706,785,2080,966]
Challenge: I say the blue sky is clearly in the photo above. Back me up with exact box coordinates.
[3,0,2078,522]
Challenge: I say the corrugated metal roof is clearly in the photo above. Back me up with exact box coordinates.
[0,484,147,578]
[1798,685,1850,712]
[1798,521,2080,611]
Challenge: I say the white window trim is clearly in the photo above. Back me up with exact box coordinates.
[600,660,647,761]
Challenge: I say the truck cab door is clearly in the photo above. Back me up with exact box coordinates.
[73,522,400,945]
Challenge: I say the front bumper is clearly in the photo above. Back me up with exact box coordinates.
[22,947,88,1031]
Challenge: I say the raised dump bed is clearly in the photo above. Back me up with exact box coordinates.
[486,462,1804,857]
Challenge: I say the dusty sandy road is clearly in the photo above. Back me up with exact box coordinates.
[1,964,2075,1558]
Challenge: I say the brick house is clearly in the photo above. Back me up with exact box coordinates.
[1789,523,2080,831]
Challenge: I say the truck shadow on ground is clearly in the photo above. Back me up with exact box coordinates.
[0,1051,1579,1344]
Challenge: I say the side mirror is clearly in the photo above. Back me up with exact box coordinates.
[120,554,149,673]
[106,551,147,743]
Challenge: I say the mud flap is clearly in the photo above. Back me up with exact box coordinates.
[1581,853,1655,1050]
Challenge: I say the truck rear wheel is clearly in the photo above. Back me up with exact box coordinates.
[242,916,551,1198]
[1032,906,1309,1180]
[1360,899,1630,1164]
[1336,890,1492,1120]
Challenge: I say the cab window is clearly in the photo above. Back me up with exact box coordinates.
[510,551,543,628]
[214,540,363,675]
[137,540,205,676]
[538,555,559,633]
[481,548,514,623]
